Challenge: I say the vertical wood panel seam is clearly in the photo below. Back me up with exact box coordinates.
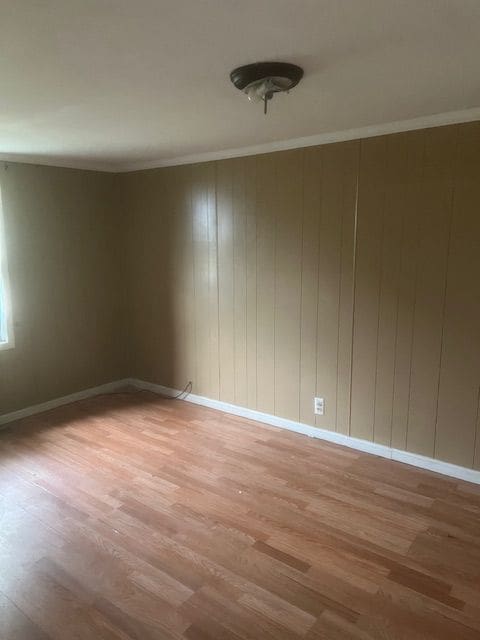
[347,142,361,437]
[334,161,347,432]
[243,160,249,407]
[209,167,219,399]
[255,158,259,411]
[253,159,258,409]
[273,156,277,415]
[243,161,248,405]
[389,145,408,447]
[313,149,324,427]
[405,133,427,450]
[298,149,306,422]
[232,163,237,404]
[190,168,199,393]
[214,162,221,398]
[206,170,211,395]
[432,127,460,461]
[372,144,388,443]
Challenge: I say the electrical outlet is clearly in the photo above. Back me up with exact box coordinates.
[314,397,325,416]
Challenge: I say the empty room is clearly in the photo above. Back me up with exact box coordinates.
[1,1,480,638]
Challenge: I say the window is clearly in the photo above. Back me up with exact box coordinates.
[0,187,14,350]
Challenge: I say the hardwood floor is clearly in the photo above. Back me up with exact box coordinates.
[1,391,479,639]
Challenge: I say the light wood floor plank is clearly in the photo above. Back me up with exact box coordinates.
[0,390,479,639]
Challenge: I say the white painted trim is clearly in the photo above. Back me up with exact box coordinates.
[131,378,480,485]
[119,108,480,173]
[2,376,479,485]
[0,156,118,174]
[390,449,480,484]
[0,379,132,427]
[1,108,480,174]
[0,186,15,351]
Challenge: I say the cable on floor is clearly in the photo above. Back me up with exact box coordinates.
[162,380,192,400]
[104,380,193,401]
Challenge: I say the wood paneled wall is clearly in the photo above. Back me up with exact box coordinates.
[0,163,127,414]
[124,122,480,470]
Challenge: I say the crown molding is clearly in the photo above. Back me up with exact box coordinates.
[118,107,480,173]
[1,107,479,174]
[0,153,118,173]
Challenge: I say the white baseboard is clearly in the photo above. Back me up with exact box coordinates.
[2,376,479,486]
[131,378,480,486]
[0,378,132,427]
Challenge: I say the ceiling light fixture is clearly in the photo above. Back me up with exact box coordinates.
[230,61,304,114]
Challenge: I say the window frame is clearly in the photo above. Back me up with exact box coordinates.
[0,187,14,351]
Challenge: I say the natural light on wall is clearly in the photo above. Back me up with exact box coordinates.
[0,186,14,350]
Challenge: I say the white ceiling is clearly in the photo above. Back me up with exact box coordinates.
[1,0,480,172]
